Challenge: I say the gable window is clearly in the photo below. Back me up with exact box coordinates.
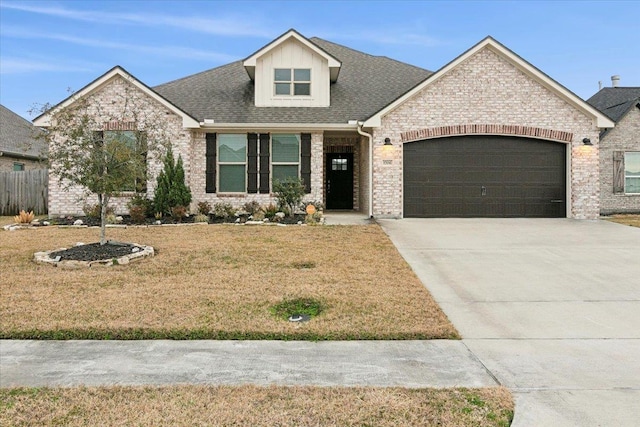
[102,130,147,192]
[274,68,311,96]
[218,134,247,193]
[13,162,25,171]
[625,152,640,194]
[272,134,300,184]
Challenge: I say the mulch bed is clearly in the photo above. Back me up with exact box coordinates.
[51,214,307,226]
[49,242,139,262]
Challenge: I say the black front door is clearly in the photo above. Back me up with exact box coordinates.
[326,153,354,209]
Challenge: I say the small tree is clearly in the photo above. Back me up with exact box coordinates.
[153,146,192,215]
[34,80,173,245]
[273,177,305,217]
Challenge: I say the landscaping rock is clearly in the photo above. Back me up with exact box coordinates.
[275,212,286,219]
[73,219,83,226]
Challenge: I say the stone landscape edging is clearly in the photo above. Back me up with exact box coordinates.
[33,243,155,268]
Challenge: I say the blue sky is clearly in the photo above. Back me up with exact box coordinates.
[1,0,639,120]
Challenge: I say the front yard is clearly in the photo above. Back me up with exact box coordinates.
[0,223,458,340]
[0,385,513,427]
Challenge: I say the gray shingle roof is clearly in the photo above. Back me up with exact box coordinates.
[587,87,640,122]
[0,104,46,159]
[153,37,432,124]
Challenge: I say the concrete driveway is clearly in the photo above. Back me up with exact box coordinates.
[379,218,640,427]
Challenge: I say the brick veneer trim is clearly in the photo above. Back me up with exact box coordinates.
[401,124,574,143]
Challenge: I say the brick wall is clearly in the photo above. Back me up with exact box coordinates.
[373,46,601,219]
[600,107,640,214]
[189,131,324,211]
[48,75,189,216]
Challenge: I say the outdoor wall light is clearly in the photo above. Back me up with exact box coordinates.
[383,138,393,146]
[582,138,593,146]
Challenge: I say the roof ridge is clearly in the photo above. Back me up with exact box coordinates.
[310,37,432,73]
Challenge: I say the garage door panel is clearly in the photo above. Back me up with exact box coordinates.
[403,136,566,218]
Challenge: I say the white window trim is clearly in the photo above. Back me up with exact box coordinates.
[217,134,248,194]
[624,151,640,195]
[273,68,311,97]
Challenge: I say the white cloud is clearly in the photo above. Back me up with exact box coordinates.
[1,26,239,62]
[0,2,273,38]
[0,57,93,74]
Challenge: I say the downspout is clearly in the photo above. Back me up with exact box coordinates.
[357,122,374,218]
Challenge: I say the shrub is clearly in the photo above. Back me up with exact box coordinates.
[171,205,187,222]
[14,210,35,224]
[273,177,305,217]
[154,146,192,215]
[129,206,146,224]
[127,196,152,224]
[197,201,212,215]
[83,203,113,219]
[263,203,278,219]
[194,213,209,223]
[212,202,235,218]
[243,201,261,215]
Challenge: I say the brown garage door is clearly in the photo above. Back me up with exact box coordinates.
[403,136,566,217]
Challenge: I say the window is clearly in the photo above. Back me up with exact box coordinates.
[218,134,247,192]
[13,162,25,171]
[274,68,311,96]
[331,158,348,171]
[625,152,640,194]
[272,134,300,183]
[103,130,147,192]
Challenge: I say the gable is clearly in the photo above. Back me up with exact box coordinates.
[33,66,199,129]
[364,37,614,129]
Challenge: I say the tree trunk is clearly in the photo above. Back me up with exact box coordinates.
[99,194,108,245]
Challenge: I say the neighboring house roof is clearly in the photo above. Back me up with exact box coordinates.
[0,104,47,160]
[587,87,640,122]
[33,66,200,128]
[364,37,615,129]
[153,37,432,125]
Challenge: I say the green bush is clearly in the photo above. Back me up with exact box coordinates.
[154,146,192,215]
[263,203,278,219]
[273,177,305,217]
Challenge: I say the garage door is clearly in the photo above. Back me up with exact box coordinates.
[403,136,566,217]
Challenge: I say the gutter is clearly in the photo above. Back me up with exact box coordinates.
[356,122,374,218]
[0,151,47,161]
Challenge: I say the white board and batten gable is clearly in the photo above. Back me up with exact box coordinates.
[243,29,341,108]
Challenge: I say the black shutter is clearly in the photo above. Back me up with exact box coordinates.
[613,151,624,194]
[205,133,217,193]
[259,133,270,193]
[247,133,259,193]
[301,133,312,193]
[137,131,148,193]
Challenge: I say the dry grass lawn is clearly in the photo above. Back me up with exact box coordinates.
[604,214,640,228]
[0,385,513,427]
[0,223,458,340]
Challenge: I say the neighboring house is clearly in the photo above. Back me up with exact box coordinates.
[35,29,615,219]
[587,82,640,214]
[0,104,47,172]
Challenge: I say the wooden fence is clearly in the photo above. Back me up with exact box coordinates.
[0,169,48,215]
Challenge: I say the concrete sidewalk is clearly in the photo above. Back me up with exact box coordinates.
[0,340,497,388]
